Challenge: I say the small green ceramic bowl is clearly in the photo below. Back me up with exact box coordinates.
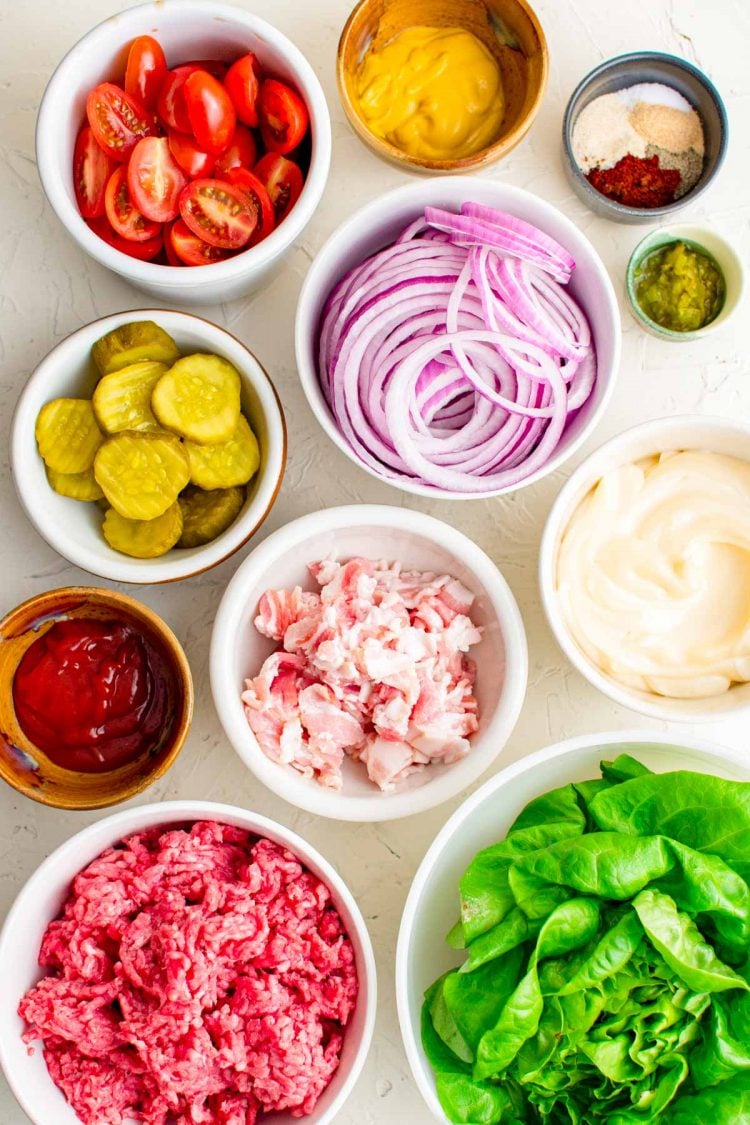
[625,224,744,341]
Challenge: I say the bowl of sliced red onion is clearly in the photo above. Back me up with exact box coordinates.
[295,177,620,498]
[210,504,528,820]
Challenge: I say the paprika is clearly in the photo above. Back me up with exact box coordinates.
[586,153,681,209]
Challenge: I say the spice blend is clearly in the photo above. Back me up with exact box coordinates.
[573,82,704,208]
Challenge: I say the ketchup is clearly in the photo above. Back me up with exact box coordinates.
[12,618,176,773]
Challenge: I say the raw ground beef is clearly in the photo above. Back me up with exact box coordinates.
[19,821,358,1125]
[242,557,482,791]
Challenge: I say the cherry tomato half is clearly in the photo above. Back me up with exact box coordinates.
[168,130,215,179]
[223,52,262,127]
[88,216,164,261]
[104,166,161,242]
[158,66,201,133]
[124,35,167,111]
[127,136,186,223]
[253,153,303,224]
[258,79,308,155]
[86,82,155,162]
[168,218,230,266]
[214,124,257,176]
[184,70,236,156]
[222,167,275,246]
[178,178,257,249]
[73,125,116,219]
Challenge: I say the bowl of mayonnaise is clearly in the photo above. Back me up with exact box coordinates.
[540,415,750,722]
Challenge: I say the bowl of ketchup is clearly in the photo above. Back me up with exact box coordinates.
[0,587,193,808]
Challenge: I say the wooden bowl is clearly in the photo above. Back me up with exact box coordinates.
[337,0,548,173]
[0,587,193,810]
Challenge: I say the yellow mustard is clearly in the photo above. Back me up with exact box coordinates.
[354,25,505,162]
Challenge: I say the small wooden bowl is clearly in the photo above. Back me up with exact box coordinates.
[0,587,193,810]
[337,0,548,173]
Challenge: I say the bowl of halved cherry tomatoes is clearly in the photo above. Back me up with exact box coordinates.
[36,0,332,303]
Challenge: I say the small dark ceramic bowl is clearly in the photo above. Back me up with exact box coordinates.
[562,51,728,223]
[0,587,193,809]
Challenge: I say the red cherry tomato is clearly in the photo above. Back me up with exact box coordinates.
[157,66,201,133]
[223,52,262,127]
[178,178,257,249]
[88,216,163,261]
[164,223,184,266]
[104,166,161,242]
[253,153,303,224]
[127,136,186,223]
[124,35,167,111]
[258,79,308,155]
[168,131,215,179]
[168,218,230,266]
[73,126,116,219]
[214,125,257,176]
[184,71,236,156]
[183,59,228,80]
[86,82,155,162]
[222,167,275,246]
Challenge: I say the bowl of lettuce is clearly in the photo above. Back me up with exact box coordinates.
[396,731,750,1124]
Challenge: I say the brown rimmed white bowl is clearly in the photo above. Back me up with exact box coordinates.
[11,310,287,584]
[0,586,193,810]
[337,0,548,174]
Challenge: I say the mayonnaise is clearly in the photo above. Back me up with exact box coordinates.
[556,450,750,698]
[353,26,505,162]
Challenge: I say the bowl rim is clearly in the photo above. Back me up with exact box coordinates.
[538,413,750,721]
[396,727,750,1122]
[0,798,377,1125]
[624,223,745,340]
[210,503,529,821]
[34,0,332,288]
[11,308,287,584]
[0,585,194,810]
[294,175,621,500]
[335,0,549,173]
[561,49,729,220]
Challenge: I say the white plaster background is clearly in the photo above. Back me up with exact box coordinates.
[0,0,748,1120]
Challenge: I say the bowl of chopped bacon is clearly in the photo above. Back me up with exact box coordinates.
[0,801,376,1125]
[210,504,528,821]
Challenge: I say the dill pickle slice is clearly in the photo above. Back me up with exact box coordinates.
[178,486,246,548]
[92,321,180,376]
[93,361,167,434]
[103,503,183,558]
[46,465,104,502]
[35,398,103,474]
[185,415,260,490]
[152,354,241,444]
[94,431,190,520]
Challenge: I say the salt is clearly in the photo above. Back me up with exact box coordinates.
[616,82,693,113]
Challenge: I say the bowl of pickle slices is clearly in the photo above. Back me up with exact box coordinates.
[12,312,287,583]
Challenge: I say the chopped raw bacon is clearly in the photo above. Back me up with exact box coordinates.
[241,558,483,791]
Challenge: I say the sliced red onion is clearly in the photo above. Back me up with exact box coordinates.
[315,204,597,494]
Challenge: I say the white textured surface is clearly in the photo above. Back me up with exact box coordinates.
[0,0,748,1122]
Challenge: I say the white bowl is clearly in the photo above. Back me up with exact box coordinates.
[539,414,750,721]
[625,224,745,341]
[210,504,528,821]
[294,176,621,500]
[12,309,286,584]
[0,800,376,1125]
[35,0,332,304]
[396,729,750,1123]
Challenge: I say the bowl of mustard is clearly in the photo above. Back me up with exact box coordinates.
[337,0,548,173]
[625,224,744,341]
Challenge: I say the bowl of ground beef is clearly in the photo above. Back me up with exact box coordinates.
[0,802,376,1125]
